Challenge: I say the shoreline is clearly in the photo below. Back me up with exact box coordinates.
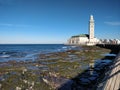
[0,45,118,90]
[97,51,120,90]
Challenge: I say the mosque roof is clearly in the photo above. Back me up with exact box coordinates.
[71,34,89,38]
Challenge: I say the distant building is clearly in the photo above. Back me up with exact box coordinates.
[98,39,120,45]
[68,15,99,46]
[116,39,120,44]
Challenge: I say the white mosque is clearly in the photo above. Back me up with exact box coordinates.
[67,15,99,46]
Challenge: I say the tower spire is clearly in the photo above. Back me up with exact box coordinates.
[90,15,94,20]
[89,15,94,41]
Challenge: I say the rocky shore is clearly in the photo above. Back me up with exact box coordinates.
[0,45,116,90]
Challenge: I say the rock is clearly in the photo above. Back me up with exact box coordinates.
[49,72,58,77]
[79,78,91,85]
[23,79,27,83]
[88,76,97,81]
[35,64,39,67]
[0,83,2,88]
[31,81,35,86]
[43,75,72,89]
[22,68,27,74]
[58,80,73,90]
[16,86,21,90]
[43,78,49,84]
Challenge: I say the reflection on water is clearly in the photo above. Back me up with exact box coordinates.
[102,53,116,57]
[89,59,95,75]
[89,59,95,68]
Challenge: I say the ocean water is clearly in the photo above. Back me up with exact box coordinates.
[0,44,75,62]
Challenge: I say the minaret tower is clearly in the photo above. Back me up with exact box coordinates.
[89,15,94,42]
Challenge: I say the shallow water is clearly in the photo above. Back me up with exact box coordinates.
[0,45,113,90]
[102,53,116,57]
[0,44,76,62]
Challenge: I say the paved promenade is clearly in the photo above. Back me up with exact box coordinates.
[97,52,120,90]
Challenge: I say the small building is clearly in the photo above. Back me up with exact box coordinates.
[68,34,89,45]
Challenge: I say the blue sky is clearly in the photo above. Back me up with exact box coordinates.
[0,0,120,44]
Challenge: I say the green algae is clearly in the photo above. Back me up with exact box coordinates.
[0,46,111,89]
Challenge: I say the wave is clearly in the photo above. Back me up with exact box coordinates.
[0,55,10,58]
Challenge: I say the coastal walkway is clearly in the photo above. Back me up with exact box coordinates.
[97,51,120,90]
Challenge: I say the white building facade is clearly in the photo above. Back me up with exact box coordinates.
[68,15,99,46]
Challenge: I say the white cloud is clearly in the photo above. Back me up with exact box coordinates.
[0,23,13,26]
[105,16,112,18]
[104,21,120,26]
[0,23,30,27]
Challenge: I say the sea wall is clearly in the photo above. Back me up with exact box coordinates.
[97,45,120,90]
[96,44,120,54]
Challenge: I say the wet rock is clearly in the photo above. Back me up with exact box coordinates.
[16,86,21,90]
[58,80,74,90]
[88,76,98,82]
[78,77,91,85]
[42,76,64,89]
[22,68,27,74]
[0,83,2,88]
